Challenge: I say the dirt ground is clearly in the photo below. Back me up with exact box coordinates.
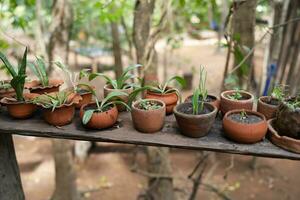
[5,34,300,200]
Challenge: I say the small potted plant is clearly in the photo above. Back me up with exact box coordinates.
[257,85,285,119]
[184,66,219,109]
[33,91,82,126]
[145,76,186,114]
[131,99,166,133]
[220,88,254,115]
[26,57,63,94]
[55,61,93,108]
[89,64,142,111]
[0,80,15,99]
[0,48,38,119]
[173,86,218,138]
[80,91,130,129]
[223,109,268,143]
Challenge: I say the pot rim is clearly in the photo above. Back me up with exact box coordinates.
[132,99,166,113]
[267,118,300,142]
[185,94,218,101]
[221,90,254,102]
[258,96,280,108]
[104,84,133,92]
[0,93,39,105]
[146,86,177,97]
[80,102,117,114]
[173,102,217,119]
[224,109,266,126]
[25,79,64,90]
[35,92,82,109]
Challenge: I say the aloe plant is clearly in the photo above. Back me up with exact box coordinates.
[0,47,27,101]
[227,88,242,100]
[32,91,70,111]
[27,57,49,86]
[82,91,131,125]
[138,99,162,110]
[88,64,142,89]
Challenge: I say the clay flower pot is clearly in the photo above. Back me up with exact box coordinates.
[131,99,166,133]
[220,90,254,115]
[145,88,178,115]
[76,88,93,109]
[268,119,300,154]
[25,79,64,94]
[80,103,118,129]
[174,102,217,138]
[0,80,15,99]
[185,94,220,110]
[103,84,133,112]
[0,93,39,119]
[257,96,280,120]
[223,109,268,143]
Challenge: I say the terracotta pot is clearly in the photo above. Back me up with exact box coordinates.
[145,88,178,115]
[43,105,75,126]
[220,90,254,115]
[76,92,93,109]
[131,99,166,133]
[25,79,64,94]
[257,96,279,120]
[223,109,267,143]
[185,94,220,110]
[268,119,300,154]
[275,98,300,139]
[0,93,39,119]
[174,102,217,138]
[103,84,133,112]
[80,103,118,129]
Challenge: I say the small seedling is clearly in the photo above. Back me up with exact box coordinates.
[271,85,286,101]
[227,88,243,100]
[240,110,248,120]
[192,88,200,115]
[0,81,12,90]
[138,100,162,110]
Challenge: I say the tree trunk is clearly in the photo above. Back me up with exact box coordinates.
[111,21,123,79]
[51,140,79,200]
[0,134,25,200]
[232,0,257,89]
[35,0,48,61]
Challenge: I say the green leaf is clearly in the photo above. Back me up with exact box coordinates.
[82,109,94,125]
[88,73,117,88]
[0,51,17,77]
[101,91,128,108]
[79,68,90,80]
[36,57,48,86]
[77,83,96,96]
[128,85,152,107]
[103,100,132,111]
[192,88,200,114]
[164,76,186,92]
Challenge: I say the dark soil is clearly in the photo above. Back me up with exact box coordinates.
[226,92,250,100]
[137,100,162,110]
[229,113,262,124]
[84,104,112,112]
[178,103,212,115]
[77,89,90,95]
[262,97,280,106]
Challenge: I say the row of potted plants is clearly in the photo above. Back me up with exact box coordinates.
[0,48,299,153]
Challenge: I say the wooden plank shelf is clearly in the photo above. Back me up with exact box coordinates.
[0,109,299,160]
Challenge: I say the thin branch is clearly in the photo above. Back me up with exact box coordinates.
[202,183,232,200]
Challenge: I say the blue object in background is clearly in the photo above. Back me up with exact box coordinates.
[263,63,277,96]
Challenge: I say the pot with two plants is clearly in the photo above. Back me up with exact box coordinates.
[220,89,254,115]
[223,109,268,143]
[80,91,130,129]
[33,91,82,126]
[0,47,38,119]
[268,96,300,153]
[89,64,142,111]
[145,76,186,115]
[131,99,166,133]
[174,88,218,138]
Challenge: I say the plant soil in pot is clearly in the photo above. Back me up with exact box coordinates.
[185,94,220,110]
[223,109,267,143]
[174,102,217,138]
[25,79,63,94]
[0,93,38,119]
[0,80,15,99]
[103,84,133,111]
[131,99,166,133]
[268,119,300,154]
[275,97,300,139]
[220,90,254,115]
[80,91,130,129]
[257,96,280,120]
[33,91,82,126]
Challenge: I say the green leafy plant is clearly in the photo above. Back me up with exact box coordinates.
[227,88,242,100]
[271,85,286,101]
[32,91,70,111]
[0,81,12,90]
[138,99,162,110]
[27,57,49,86]
[0,47,27,101]
[192,88,200,115]
[82,91,131,125]
[240,110,248,120]
[285,95,300,110]
[198,66,208,102]
[89,64,142,89]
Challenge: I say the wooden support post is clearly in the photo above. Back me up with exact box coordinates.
[0,134,25,200]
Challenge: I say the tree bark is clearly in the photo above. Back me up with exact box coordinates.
[0,134,25,200]
[111,21,123,78]
[232,0,257,89]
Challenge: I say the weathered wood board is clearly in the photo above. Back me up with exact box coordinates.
[0,109,299,160]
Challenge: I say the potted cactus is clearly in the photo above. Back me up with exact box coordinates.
[174,82,217,138]
[33,91,82,126]
[0,47,38,119]
[185,66,219,109]
[145,76,186,114]
[220,88,254,115]
[131,99,166,133]
[26,57,63,94]
[88,64,142,111]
